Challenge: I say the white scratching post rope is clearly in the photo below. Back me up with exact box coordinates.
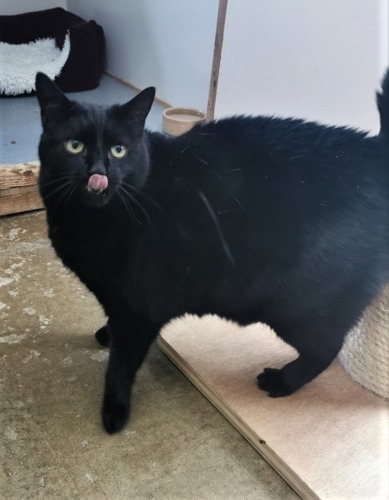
[339,283,389,399]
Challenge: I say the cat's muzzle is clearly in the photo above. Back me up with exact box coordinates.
[87,174,108,193]
[83,174,110,207]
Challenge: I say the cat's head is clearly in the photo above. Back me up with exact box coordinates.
[35,72,155,209]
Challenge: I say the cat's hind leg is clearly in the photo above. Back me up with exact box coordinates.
[256,317,349,397]
[256,275,382,397]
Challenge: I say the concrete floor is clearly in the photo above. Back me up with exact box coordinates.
[0,211,298,499]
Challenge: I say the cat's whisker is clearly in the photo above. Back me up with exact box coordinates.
[121,181,174,227]
[121,182,164,214]
[117,187,142,226]
[65,185,78,208]
[47,184,78,216]
[117,192,135,226]
[54,187,77,211]
[40,175,72,188]
[42,180,74,200]
[119,186,151,225]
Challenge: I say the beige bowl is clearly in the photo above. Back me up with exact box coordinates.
[163,107,206,136]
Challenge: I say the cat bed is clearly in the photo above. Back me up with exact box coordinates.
[0,8,105,95]
[339,282,389,399]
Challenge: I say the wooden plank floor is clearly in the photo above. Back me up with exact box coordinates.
[158,314,389,500]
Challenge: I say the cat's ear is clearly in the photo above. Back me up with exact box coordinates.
[35,72,73,128]
[119,87,156,129]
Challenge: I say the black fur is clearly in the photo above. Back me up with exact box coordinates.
[35,71,389,434]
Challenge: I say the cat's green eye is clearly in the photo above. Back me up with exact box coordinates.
[110,145,128,159]
[65,139,85,155]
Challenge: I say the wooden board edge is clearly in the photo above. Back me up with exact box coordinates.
[157,334,319,500]
[0,162,43,216]
[0,192,44,217]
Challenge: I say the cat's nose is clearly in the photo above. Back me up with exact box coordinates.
[89,161,107,176]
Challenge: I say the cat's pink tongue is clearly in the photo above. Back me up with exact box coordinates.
[88,174,108,192]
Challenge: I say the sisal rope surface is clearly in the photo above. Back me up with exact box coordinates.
[339,283,389,399]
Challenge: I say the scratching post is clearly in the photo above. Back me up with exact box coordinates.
[339,283,389,399]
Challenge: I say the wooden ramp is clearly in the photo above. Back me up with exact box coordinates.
[158,314,389,500]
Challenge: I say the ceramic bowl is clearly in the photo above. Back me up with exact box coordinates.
[162,107,206,136]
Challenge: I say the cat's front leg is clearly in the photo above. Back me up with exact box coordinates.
[102,316,155,434]
[95,324,110,347]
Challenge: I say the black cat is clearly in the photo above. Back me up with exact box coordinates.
[35,71,389,434]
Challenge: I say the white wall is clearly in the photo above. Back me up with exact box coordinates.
[0,0,66,15]
[215,0,389,133]
[66,0,218,111]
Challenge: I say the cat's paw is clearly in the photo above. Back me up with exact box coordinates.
[102,396,130,434]
[256,368,294,397]
[95,325,110,347]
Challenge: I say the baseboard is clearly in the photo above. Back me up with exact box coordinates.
[104,71,172,109]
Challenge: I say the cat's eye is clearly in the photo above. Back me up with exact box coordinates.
[110,145,128,159]
[65,140,85,155]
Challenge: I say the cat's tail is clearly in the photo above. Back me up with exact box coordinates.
[376,69,389,142]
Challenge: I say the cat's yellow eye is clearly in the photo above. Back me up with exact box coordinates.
[65,139,85,155]
[110,145,128,159]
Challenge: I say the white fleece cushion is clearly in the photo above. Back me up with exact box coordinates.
[0,34,70,95]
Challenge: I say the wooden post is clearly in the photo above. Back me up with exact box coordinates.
[206,0,228,121]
